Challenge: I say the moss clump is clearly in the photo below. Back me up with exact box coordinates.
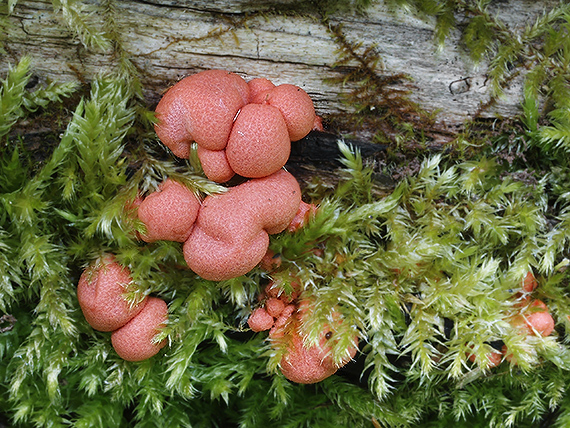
[2,1,570,426]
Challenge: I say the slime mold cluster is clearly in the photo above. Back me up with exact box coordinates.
[77,255,168,362]
[77,70,357,382]
[249,279,358,384]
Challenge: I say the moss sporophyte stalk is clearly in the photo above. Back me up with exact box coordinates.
[3,1,570,426]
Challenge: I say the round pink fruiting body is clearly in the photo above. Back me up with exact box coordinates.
[77,255,148,332]
[196,146,235,183]
[523,300,555,336]
[467,348,503,368]
[183,170,301,281]
[265,84,316,142]
[486,351,504,367]
[154,70,250,156]
[278,328,358,384]
[137,179,201,243]
[265,297,286,318]
[226,104,291,178]
[247,77,275,104]
[246,169,303,234]
[269,298,358,383]
[111,297,168,362]
[511,299,555,337]
[522,271,538,293]
[184,224,269,281]
[247,307,274,332]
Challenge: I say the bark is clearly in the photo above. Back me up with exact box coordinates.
[1,0,557,133]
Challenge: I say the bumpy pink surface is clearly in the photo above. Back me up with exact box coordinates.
[77,255,147,332]
[525,312,555,336]
[248,169,303,234]
[196,146,235,183]
[226,104,291,178]
[511,299,555,337]
[184,225,269,281]
[273,299,358,383]
[265,84,316,142]
[522,271,537,293]
[154,70,249,156]
[111,297,168,362]
[248,77,275,104]
[523,300,555,336]
[183,169,302,281]
[138,179,201,242]
[265,297,286,318]
[288,201,317,232]
[279,328,358,384]
[248,307,275,332]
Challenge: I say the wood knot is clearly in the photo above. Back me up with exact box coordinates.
[449,78,471,95]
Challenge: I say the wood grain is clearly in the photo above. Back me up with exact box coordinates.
[1,1,558,130]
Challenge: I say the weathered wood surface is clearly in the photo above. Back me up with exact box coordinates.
[0,0,559,131]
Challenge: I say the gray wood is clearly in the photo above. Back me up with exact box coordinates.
[1,0,557,133]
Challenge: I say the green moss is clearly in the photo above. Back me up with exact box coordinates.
[2,1,570,427]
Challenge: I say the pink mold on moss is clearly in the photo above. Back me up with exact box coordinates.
[77,255,148,332]
[154,70,249,156]
[183,169,301,281]
[278,328,358,384]
[226,104,291,178]
[111,296,168,362]
[137,179,201,243]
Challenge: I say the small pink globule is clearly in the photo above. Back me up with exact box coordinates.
[196,146,236,183]
[467,348,503,369]
[154,70,249,156]
[247,307,275,332]
[265,84,316,142]
[511,299,555,337]
[111,297,168,362]
[137,179,201,243]
[77,255,147,332]
[226,104,291,178]
[265,297,286,318]
[183,170,301,281]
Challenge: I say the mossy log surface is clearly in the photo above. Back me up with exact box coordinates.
[1,0,557,133]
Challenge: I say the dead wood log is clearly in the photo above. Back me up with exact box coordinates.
[1,0,557,129]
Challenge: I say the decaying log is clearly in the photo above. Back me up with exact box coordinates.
[1,0,559,137]
[287,130,393,191]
